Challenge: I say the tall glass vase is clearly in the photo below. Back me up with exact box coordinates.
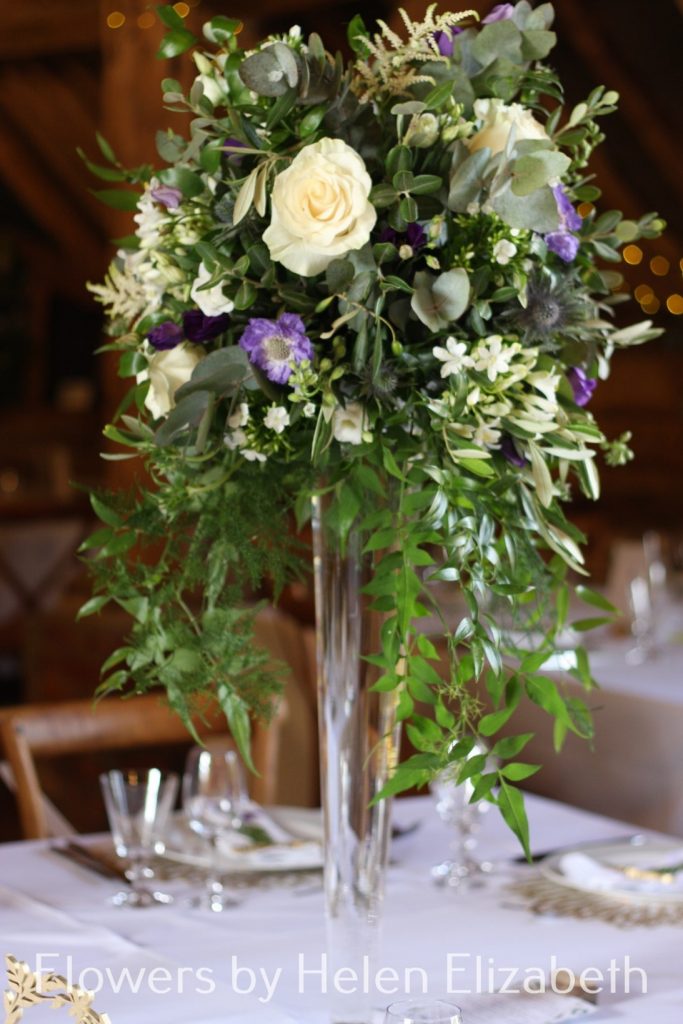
[312,491,402,1024]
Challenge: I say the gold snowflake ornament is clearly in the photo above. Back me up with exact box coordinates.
[4,956,111,1024]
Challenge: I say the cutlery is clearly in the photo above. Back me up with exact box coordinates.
[51,841,129,883]
[513,833,644,864]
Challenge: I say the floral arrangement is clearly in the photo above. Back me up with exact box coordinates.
[83,2,664,851]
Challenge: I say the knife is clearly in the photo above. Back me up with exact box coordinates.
[51,841,129,882]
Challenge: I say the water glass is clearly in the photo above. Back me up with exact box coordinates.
[182,743,247,911]
[430,741,494,888]
[385,1000,462,1023]
[100,767,178,907]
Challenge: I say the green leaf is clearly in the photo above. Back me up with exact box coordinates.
[575,585,617,613]
[157,166,205,198]
[90,494,123,528]
[490,181,559,232]
[156,4,187,31]
[370,184,398,209]
[497,780,531,859]
[176,348,252,399]
[500,762,541,782]
[155,391,211,447]
[91,188,140,211]
[492,732,533,759]
[347,14,371,57]
[448,149,489,212]
[77,595,110,620]
[511,150,571,197]
[410,269,470,331]
[410,174,442,195]
[157,28,197,59]
[424,80,454,110]
[77,149,125,182]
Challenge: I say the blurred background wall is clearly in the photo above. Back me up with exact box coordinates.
[0,0,681,835]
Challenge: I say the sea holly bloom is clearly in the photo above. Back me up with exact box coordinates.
[567,366,597,406]
[239,313,313,384]
[147,321,183,351]
[182,309,231,343]
[433,337,472,378]
[150,183,183,210]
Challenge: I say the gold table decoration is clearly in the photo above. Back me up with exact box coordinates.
[3,955,111,1024]
[509,875,683,929]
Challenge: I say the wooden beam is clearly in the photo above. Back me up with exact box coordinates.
[0,116,103,273]
[0,65,104,231]
[0,0,99,59]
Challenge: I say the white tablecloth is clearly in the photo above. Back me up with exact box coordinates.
[1,795,682,1022]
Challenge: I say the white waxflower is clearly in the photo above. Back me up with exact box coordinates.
[289,24,302,39]
[228,403,250,429]
[433,337,473,378]
[137,344,203,419]
[242,448,267,463]
[303,402,317,418]
[474,423,502,447]
[467,385,481,407]
[224,428,247,450]
[134,182,168,249]
[528,370,561,403]
[264,405,290,434]
[492,239,518,265]
[472,336,517,383]
[190,262,234,317]
[332,401,365,445]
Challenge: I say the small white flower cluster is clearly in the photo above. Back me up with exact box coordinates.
[223,403,293,463]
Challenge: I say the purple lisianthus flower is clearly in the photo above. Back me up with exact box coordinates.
[567,367,597,407]
[147,321,184,351]
[501,435,527,467]
[482,4,515,24]
[378,223,427,253]
[150,184,183,210]
[544,185,582,263]
[239,313,313,384]
[182,309,231,343]
[433,24,464,56]
[552,184,582,233]
[223,137,248,163]
[545,230,581,263]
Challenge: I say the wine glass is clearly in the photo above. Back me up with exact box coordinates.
[430,740,495,888]
[385,1000,462,1023]
[626,575,656,664]
[100,767,178,907]
[182,744,247,911]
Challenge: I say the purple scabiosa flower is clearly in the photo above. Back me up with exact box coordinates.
[150,184,183,210]
[482,4,515,24]
[567,367,597,407]
[239,313,313,384]
[182,309,231,343]
[501,435,527,467]
[147,321,184,351]
[545,230,581,263]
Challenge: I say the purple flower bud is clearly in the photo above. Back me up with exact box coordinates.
[150,184,183,210]
[433,25,464,56]
[182,309,231,343]
[223,137,248,164]
[482,4,515,24]
[379,226,399,246]
[147,321,184,351]
[405,222,428,250]
[501,435,527,467]
[545,230,581,263]
[567,367,597,407]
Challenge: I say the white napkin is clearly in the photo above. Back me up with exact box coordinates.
[558,850,683,893]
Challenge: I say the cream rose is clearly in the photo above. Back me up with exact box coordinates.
[466,99,548,156]
[263,138,377,276]
[137,343,203,419]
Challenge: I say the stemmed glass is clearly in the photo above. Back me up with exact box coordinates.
[100,767,178,907]
[430,742,495,888]
[626,575,656,664]
[385,1000,462,1023]
[182,744,247,912]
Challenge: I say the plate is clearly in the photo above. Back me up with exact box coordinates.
[540,837,683,904]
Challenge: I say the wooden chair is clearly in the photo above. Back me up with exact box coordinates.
[0,693,283,840]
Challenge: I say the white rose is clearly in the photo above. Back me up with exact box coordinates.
[137,344,203,419]
[332,401,365,445]
[190,262,234,317]
[466,99,548,156]
[263,138,377,276]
